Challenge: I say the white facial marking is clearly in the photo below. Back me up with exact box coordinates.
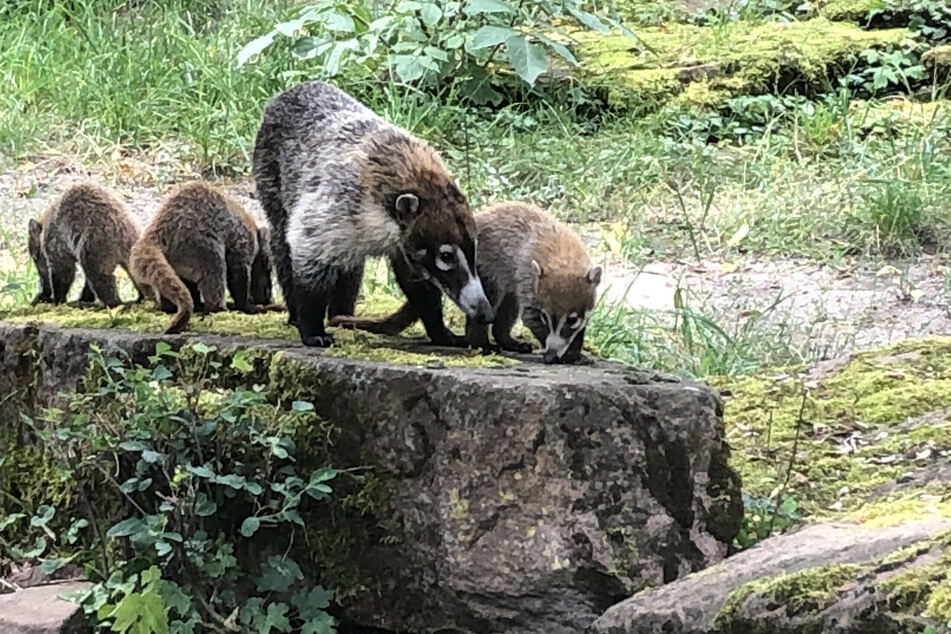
[455,246,489,315]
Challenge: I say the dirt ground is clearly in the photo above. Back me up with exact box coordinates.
[2,158,949,360]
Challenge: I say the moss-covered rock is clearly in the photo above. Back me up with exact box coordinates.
[817,0,887,23]
[0,321,742,634]
[574,18,908,111]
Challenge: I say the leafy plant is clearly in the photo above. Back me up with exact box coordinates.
[237,0,634,103]
[18,342,339,633]
[735,492,802,549]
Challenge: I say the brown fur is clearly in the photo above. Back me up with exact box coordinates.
[129,182,271,334]
[332,201,600,362]
[27,183,145,306]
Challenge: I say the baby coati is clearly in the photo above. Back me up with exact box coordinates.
[129,182,272,334]
[27,183,144,307]
[332,201,602,364]
[252,80,493,347]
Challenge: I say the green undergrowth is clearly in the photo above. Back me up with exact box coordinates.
[713,336,951,519]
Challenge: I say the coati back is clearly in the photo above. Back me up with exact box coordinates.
[27,183,144,307]
[333,202,602,364]
[129,182,271,334]
[252,80,492,348]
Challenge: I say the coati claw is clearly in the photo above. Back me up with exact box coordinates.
[301,333,335,348]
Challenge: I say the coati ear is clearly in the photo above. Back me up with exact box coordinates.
[411,248,427,263]
[531,260,544,278]
[587,266,602,286]
[394,193,420,225]
[28,218,42,243]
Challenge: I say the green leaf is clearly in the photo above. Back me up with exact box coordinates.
[263,602,291,633]
[418,2,442,25]
[393,54,427,82]
[291,400,314,412]
[30,504,55,527]
[567,7,608,33]
[194,494,217,517]
[506,34,548,86]
[464,0,513,14]
[17,536,47,558]
[190,342,215,356]
[535,34,577,66]
[0,513,25,531]
[119,440,147,452]
[158,580,191,617]
[257,555,304,593]
[309,468,337,484]
[215,474,246,489]
[40,555,74,575]
[240,517,261,538]
[187,465,215,479]
[444,34,464,49]
[291,586,332,619]
[323,11,355,32]
[151,365,173,381]
[109,590,169,634]
[229,351,253,373]
[141,450,163,464]
[300,612,337,634]
[107,518,145,539]
[245,481,264,495]
[65,518,89,544]
[469,25,516,50]
[237,32,277,67]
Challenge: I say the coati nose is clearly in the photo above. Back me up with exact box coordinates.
[474,303,494,325]
[543,349,561,364]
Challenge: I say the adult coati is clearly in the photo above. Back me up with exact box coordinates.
[27,183,145,306]
[129,182,272,334]
[252,81,493,347]
[332,201,602,364]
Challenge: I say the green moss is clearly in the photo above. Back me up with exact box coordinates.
[882,531,951,620]
[574,18,908,111]
[713,337,951,517]
[817,0,886,22]
[845,490,951,528]
[1,302,519,368]
[715,563,868,626]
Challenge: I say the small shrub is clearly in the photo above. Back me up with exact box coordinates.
[15,342,339,633]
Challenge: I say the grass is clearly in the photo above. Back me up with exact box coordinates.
[0,0,950,379]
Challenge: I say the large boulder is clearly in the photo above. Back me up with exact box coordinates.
[0,321,743,634]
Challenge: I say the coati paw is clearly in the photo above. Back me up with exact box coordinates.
[301,333,334,347]
[429,333,468,348]
[507,341,534,354]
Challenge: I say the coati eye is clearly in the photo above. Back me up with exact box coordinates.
[567,313,582,330]
[436,245,457,271]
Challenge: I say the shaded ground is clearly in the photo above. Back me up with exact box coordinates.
[1,159,948,361]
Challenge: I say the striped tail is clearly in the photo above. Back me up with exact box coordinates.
[130,241,193,334]
[328,301,418,336]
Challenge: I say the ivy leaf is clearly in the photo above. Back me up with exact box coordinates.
[151,365,173,381]
[301,612,337,634]
[215,474,246,489]
[190,342,215,356]
[109,591,169,634]
[194,493,217,517]
[30,504,55,528]
[256,555,304,593]
[418,2,442,25]
[262,602,291,633]
[141,450,163,464]
[65,518,89,544]
[229,351,253,373]
[506,34,548,86]
[393,54,427,82]
[187,465,215,479]
[0,513,25,531]
[464,0,513,14]
[469,25,516,50]
[119,440,147,452]
[240,517,261,538]
[40,555,75,575]
[291,586,332,619]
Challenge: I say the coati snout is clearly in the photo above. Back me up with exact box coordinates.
[398,193,494,326]
[533,261,602,364]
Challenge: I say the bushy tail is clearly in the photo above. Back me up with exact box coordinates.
[130,241,193,334]
[328,301,418,336]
